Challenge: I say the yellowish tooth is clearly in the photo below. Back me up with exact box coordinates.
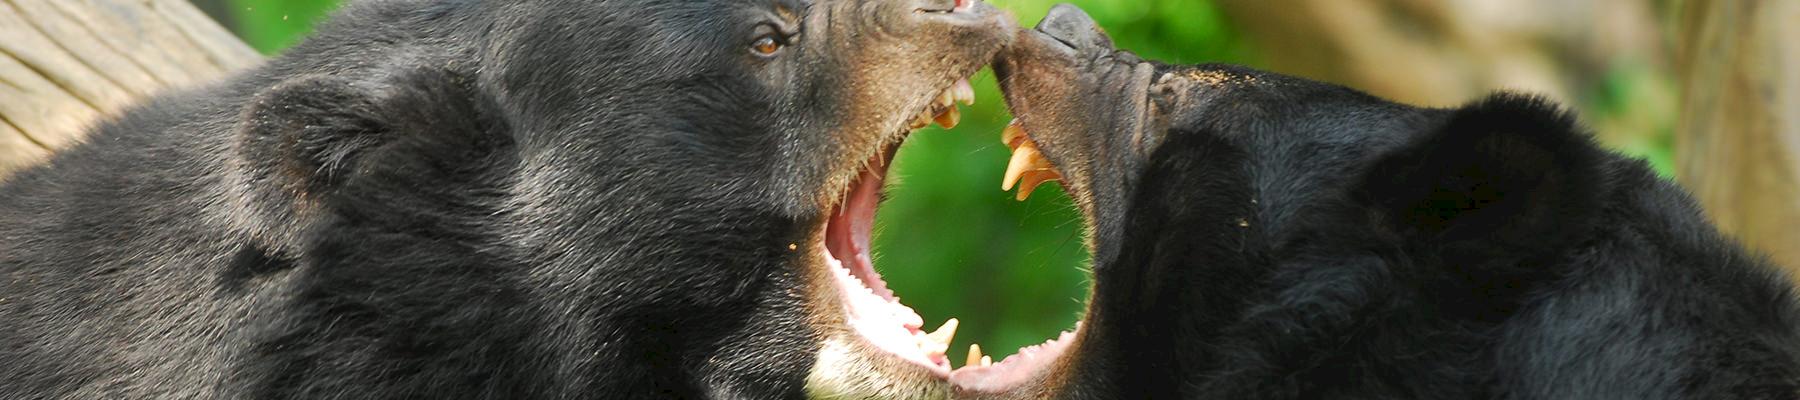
[917,337,950,355]
[981,355,993,367]
[1015,169,1061,201]
[938,90,956,109]
[1003,139,1058,194]
[934,106,961,129]
[953,79,976,105]
[966,344,983,367]
[1002,141,1039,190]
[910,111,932,130]
[927,318,959,346]
[1002,120,1026,149]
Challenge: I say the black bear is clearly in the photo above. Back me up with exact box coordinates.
[0,0,1011,398]
[953,4,1800,399]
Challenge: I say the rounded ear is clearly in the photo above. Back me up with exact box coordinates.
[237,74,389,197]
[234,69,490,200]
[1359,93,1609,252]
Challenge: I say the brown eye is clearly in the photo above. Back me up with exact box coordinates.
[751,36,782,56]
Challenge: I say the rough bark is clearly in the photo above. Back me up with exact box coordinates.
[1674,0,1800,271]
[0,0,259,178]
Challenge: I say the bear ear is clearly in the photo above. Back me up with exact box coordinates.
[1359,93,1608,250]
[235,69,486,198]
[238,74,394,195]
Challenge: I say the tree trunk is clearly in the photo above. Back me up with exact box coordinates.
[1674,0,1800,272]
[0,0,259,178]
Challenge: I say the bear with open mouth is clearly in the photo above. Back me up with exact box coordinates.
[0,0,1011,398]
[968,4,1800,399]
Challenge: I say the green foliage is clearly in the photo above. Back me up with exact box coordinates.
[1589,63,1678,178]
[226,0,1249,362]
[227,0,342,54]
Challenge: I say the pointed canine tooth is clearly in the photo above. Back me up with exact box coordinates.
[898,308,924,329]
[1002,120,1026,148]
[981,355,993,366]
[916,335,950,355]
[1015,169,1061,201]
[966,344,983,368]
[1002,140,1041,190]
[1003,139,1058,196]
[934,106,961,129]
[953,79,976,105]
[926,318,959,346]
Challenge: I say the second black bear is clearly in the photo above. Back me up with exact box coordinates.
[955,4,1800,399]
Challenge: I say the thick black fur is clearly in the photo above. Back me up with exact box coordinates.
[0,0,1010,397]
[1100,79,1800,400]
[996,6,1800,399]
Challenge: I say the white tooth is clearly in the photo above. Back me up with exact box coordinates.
[953,79,976,105]
[897,306,923,328]
[926,318,959,346]
[981,355,993,367]
[966,344,983,367]
[915,332,950,354]
[924,341,949,355]
[934,106,961,129]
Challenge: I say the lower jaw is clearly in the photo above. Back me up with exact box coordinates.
[810,243,1082,397]
[813,149,1081,397]
[948,327,1078,395]
[805,336,954,399]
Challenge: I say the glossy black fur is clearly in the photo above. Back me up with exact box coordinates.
[0,0,1009,397]
[998,6,1800,399]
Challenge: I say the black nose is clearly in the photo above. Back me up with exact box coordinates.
[1036,4,1112,50]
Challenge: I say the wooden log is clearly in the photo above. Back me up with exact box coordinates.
[0,0,259,179]
[1674,0,1800,272]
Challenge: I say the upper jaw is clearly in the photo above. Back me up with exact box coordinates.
[992,21,1159,219]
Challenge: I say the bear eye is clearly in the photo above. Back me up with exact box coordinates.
[751,36,783,57]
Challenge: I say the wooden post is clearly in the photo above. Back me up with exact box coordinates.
[1674,0,1800,272]
[0,0,260,178]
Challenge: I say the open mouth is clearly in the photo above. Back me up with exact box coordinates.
[818,91,1078,388]
[818,76,976,377]
[944,119,1076,393]
[821,100,1081,387]
[812,1,1075,387]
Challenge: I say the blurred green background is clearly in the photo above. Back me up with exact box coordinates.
[202,0,1673,363]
